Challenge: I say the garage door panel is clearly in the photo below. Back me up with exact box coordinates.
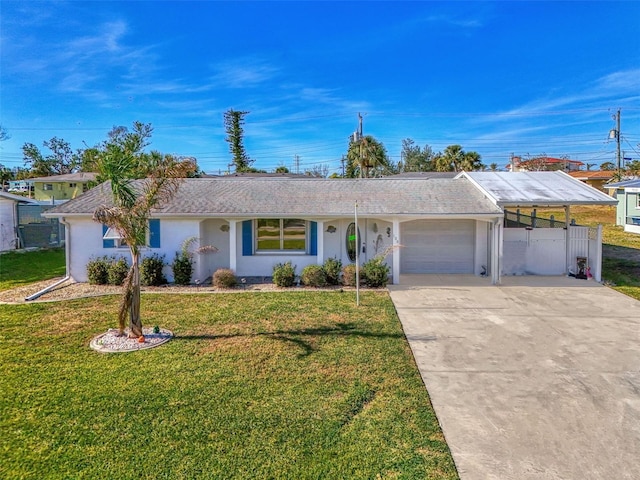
[401,220,475,274]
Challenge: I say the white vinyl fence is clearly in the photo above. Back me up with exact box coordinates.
[502,225,603,281]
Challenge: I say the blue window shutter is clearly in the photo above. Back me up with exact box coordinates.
[242,220,253,256]
[149,219,161,248]
[310,221,317,256]
[102,224,115,248]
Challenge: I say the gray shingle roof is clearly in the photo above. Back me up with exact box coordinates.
[44,177,503,218]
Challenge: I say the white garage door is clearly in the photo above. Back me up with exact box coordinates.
[400,220,475,273]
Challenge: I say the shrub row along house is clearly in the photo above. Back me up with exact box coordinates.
[44,171,616,286]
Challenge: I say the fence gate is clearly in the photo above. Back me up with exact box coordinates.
[16,204,64,249]
[567,225,602,282]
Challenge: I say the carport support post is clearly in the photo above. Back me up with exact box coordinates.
[392,219,400,284]
[491,218,502,285]
[564,205,570,275]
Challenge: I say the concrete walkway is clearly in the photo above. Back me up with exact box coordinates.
[389,275,640,480]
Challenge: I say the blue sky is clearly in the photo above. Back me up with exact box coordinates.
[1,1,639,175]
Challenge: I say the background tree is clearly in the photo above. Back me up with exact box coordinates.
[345,135,395,177]
[304,164,329,178]
[224,109,254,172]
[398,138,435,172]
[626,160,640,176]
[22,137,81,176]
[274,165,290,174]
[489,163,499,172]
[0,164,13,188]
[434,145,484,172]
[0,125,10,142]
[93,122,196,337]
[600,161,615,171]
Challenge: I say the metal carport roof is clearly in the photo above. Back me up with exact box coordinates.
[458,171,618,207]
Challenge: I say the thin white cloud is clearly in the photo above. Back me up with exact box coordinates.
[208,58,280,88]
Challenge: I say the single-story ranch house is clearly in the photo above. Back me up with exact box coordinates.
[43,171,616,285]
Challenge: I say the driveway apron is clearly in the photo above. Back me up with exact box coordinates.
[389,275,640,480]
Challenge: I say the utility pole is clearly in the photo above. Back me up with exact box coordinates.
[341,155,345,177]
[616,109,621,176]
[294,154,300,174]
[610,109,622,176]
[357,113,364,178]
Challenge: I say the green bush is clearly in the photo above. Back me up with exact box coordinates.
[213,268,237,288]
[273,261,296,287]
[108,257,129,286]
[341,263,358,287]
[301,264,327,287]
[172,251,193,285]
[141,253,167,286]
[87,256,110,285]
[361,257,390,288]
[323,257,342,285]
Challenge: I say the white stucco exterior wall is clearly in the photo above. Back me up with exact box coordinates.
[0,198,17,251]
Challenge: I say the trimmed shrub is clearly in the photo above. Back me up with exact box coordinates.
[141,253,167,286]
[108,257,129,286]
[361,257,390,288]
[273,261,296,287]
[323,257,342,285]
[172,251,193,285]
[213,268,237,288]
[87,256,109,285]
[341,263,358,287]
[301,264,327,287]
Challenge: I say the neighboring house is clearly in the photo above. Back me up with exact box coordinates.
[0,191,39,251]
[568,170,616,192]
[8,179,34,193]
[508,156,584,172]
[29,172,97,202]
[43,172,616,285]
[605,178,640,234]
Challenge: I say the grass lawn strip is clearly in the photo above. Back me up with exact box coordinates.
[0,248,65,291]
[0,292,458,479]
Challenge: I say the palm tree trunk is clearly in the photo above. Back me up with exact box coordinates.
[129,251,143,337]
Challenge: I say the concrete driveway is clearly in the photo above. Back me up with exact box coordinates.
[389,275,640,480]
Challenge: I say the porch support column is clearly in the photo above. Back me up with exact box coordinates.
[229,220,237,272]
[491,218,502,285]
[392,219,401,285]
[316,220,324,263]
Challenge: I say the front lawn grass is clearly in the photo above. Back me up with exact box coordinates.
[0,292,458,480]
[0,248,66,291]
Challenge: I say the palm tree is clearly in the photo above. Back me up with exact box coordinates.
[346,135,394,177]
[435,145,484,172]
[93,123,196,337]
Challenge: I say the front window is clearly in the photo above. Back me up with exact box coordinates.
[257,219,306,251]
[44,183,53,191]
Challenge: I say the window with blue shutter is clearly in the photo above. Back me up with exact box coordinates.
[102,224,115,248]
[242,220,253,256]
[149,219,161,248]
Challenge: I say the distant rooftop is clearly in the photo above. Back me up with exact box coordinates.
[28,172,98,182]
